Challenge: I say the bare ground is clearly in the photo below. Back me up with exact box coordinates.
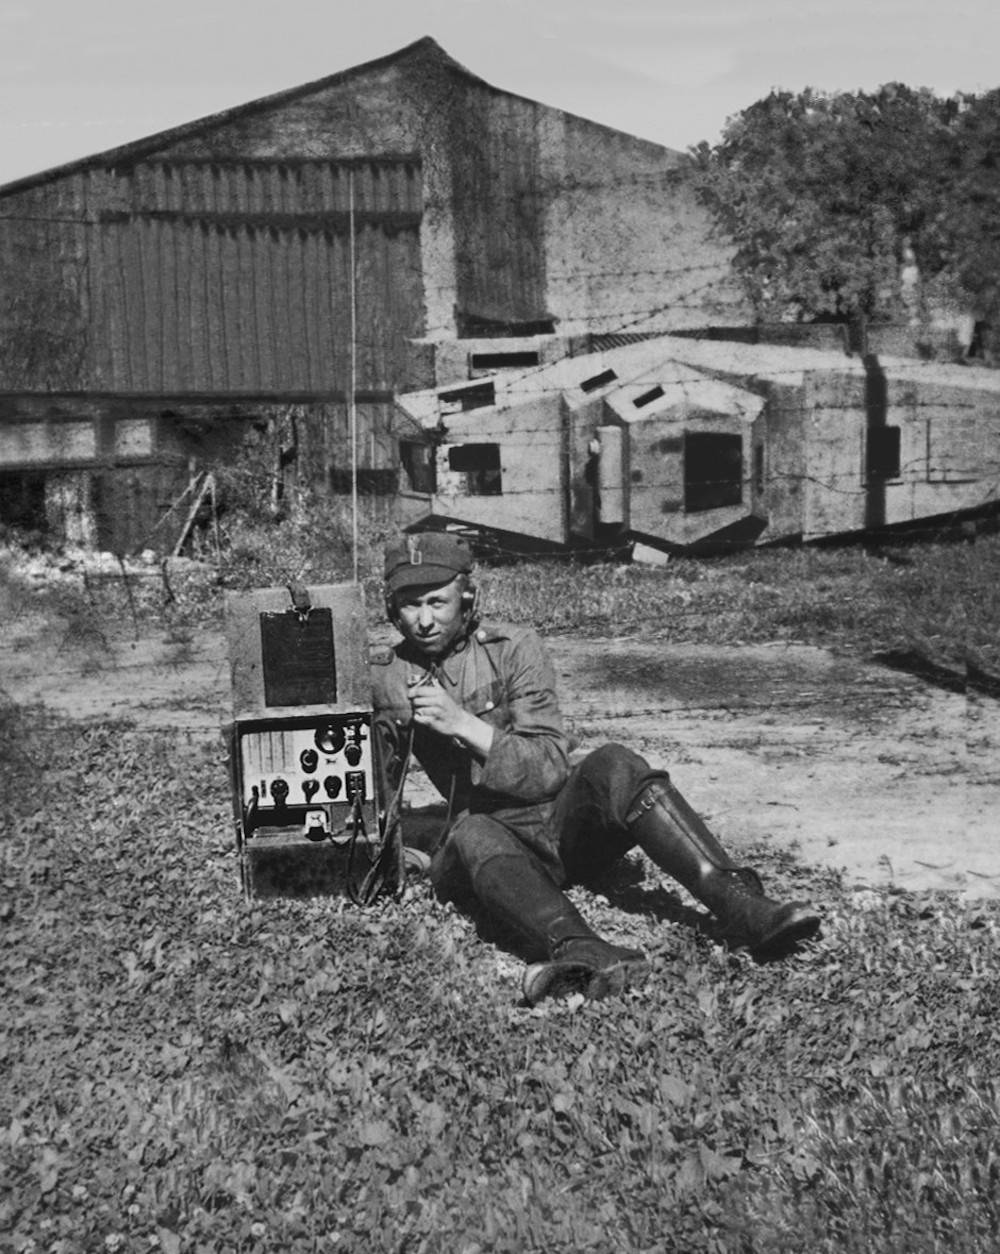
[2,612,998,899]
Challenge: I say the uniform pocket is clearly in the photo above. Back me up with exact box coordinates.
[466,678,506,721]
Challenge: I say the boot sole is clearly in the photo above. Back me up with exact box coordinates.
[523,955,650,1005]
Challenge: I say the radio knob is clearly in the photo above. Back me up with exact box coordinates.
[315,723,346,755]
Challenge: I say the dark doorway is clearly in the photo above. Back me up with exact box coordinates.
[683,432,743,513]
[0,471,47,533]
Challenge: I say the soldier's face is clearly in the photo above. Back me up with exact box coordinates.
[395,576,465,657]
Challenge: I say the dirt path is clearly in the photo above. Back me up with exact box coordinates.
[551,639,1000,900]
[2,615,998,898]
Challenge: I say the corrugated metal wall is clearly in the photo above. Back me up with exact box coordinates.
[90,158,424,394]
[0,174,91,391]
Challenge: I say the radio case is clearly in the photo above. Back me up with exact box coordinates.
[225,582,383,898]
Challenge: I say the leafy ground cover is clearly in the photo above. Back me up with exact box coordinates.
[3,698,1000,1253]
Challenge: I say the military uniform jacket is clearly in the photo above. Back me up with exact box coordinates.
[370,622,573,861]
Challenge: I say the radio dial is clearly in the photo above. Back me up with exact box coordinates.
[314,723,347,755]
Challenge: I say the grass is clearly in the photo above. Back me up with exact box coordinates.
[3,522,999,672]
[2,520,999,1251]
[476,538,1000,672]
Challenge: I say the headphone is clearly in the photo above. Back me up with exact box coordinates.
[461,582,480,626]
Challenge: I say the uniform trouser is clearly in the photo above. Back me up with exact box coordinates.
[430,743,665,905]
[427,743,817,965]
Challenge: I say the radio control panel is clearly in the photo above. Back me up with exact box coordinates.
[236,714,377,835]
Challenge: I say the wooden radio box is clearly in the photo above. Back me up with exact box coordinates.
[225,582,382,898]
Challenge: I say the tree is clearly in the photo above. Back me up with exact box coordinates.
[941,90,1000,330]
[690,86,959,333]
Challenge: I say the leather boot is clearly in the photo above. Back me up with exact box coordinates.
[470,855,649,1005]
[626,782,821,956]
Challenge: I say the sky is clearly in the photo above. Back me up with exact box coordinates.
[1,0,998,187]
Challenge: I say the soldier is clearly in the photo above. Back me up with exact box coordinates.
[371,531,821,1004]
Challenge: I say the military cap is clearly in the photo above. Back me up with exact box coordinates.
[384,531,474,594]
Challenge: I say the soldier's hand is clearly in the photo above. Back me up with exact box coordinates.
[408,677,463,736]
[408,677,494,757]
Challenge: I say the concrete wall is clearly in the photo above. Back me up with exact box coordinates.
[797,369,1000,542]
[429,391,568,543]
[540,115,747,336]
[756,381,808,543]
[885,374,1000,524]
[621,407,753,548]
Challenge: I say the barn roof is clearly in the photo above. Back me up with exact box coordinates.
[0,35,681,198]
[0,39,454,195]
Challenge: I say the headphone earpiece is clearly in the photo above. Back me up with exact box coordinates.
[461,582,481,626]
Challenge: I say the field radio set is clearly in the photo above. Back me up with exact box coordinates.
[225,581,397,900]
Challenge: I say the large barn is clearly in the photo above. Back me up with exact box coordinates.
[0,37,746,551]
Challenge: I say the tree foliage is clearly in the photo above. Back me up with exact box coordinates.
[691,84,1000,330]
[944,88,1000,323]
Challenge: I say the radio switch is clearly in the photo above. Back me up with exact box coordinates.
[303,811,328,841]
